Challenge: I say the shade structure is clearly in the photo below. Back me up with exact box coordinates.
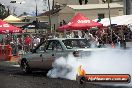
[0,19,22,34]
[94,14,132,26]
[22,21,50,29]
[3,15,21,22]
[59,13,103,31]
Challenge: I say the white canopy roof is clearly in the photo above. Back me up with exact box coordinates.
[95,15,132,26]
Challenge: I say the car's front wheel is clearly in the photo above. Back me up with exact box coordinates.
[21,59,31,74]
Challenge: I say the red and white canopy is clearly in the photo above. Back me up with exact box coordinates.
[59,13,103,30]
[0,19,22,34]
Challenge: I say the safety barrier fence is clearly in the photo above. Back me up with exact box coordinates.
[0,44,13,61]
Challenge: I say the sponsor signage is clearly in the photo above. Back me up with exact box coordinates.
[0,24,10,27]
[77,66,131,84]
[77,20,91,24]
[78,74,131,83]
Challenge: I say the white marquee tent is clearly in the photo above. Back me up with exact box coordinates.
[95,15,132,26]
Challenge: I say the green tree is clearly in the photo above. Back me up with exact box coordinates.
[0,3,10,19]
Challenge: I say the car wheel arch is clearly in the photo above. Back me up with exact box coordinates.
[21,58,31,73]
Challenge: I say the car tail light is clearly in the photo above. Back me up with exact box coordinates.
[73,51,80,57]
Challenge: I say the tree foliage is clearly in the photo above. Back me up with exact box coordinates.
[0,3,10,19]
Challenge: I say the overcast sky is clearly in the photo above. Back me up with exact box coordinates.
[0,0,52,16]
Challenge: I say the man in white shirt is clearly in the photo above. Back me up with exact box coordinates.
[33,36,40,48]
[73,31,81,38]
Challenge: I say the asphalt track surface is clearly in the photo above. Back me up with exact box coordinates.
[0,61,131,88]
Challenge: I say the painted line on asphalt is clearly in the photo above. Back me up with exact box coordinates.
[11,65,20,67]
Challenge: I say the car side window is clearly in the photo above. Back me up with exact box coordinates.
[47,40,62,51]
[36,43,45,53]
[47,41,54,50]
[53,41,62,51]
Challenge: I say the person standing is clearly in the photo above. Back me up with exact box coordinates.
[66,31,72,38]
[24,35,31,52]
[33,36,40,48]
[73,31,81,38]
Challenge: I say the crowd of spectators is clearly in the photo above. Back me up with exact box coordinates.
[0,24,132,55]
[0,34,43,54]
[65,25,132,48]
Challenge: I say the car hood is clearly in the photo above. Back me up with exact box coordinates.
[73,48,109,57]
[21,52,32,58]
[68,48,109,52]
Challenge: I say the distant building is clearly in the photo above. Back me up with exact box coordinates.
[53,0,123,5]
[37,0,124,30]
[123,0,132,15]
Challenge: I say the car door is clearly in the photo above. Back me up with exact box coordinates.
[28,43,45,69]
[41,40,55,69]
[53,40,64,58]
[42,40,63,69]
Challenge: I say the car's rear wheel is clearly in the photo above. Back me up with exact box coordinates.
[76,76,86,84]
[21,59,31,74]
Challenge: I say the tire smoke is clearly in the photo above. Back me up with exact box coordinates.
[47,49,132,87]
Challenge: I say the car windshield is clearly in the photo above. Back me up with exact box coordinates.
[62,39,90,49]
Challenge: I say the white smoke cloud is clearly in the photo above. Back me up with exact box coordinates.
[47,49,132,87]
[47,53,80,80]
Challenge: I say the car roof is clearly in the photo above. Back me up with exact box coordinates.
[48,38,86,41]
